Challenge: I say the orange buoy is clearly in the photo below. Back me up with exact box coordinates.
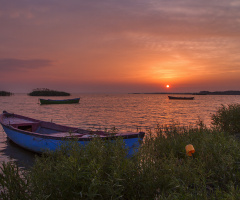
[185,144,195,156]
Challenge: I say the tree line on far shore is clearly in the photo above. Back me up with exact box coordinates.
[2,89,240,96]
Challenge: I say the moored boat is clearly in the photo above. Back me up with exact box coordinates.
[39,98,80,105]
[0,111,145,156]
[168,96,194,100]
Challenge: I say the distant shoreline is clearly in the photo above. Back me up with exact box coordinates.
[130,90,240,95]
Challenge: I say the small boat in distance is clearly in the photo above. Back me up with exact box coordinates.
[168,96,194,100]
[39,98,80,105]
[0,111,145,156]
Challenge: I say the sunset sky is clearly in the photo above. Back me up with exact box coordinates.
[1,0,240,93]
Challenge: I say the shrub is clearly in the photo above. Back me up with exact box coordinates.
[1,125,240,199]
[0,162,30,200]
[211,104,240,134]
[29,138,134,199]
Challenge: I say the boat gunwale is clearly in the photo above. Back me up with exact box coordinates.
[39,98,80,105]
[39,98,80,102]
[0,113,145,141]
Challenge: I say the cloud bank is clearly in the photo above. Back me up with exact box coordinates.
[0,0,240,92]
[0,59,53,72]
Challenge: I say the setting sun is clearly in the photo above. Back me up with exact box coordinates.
[166,85,170,88]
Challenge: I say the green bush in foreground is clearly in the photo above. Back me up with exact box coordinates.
[1,126,240,200]
[211,104,240,134]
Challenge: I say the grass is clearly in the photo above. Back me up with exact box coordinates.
[1,104,240,199]
[211,104,240,134]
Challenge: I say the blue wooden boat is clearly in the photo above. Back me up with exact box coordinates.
[39,98,80,105]
[0,111,145,156]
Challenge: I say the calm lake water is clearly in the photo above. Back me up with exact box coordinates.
[1,93,240,168]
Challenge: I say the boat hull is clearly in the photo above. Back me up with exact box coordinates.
[168,96,194,100]
[0,112,144,156]
[2,124,72,153]
[39,98,80,105]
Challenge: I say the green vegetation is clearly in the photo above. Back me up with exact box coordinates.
[0,91,13,96]
[211,104,240,134]
[1,104,240,199]
[28,88,70,96]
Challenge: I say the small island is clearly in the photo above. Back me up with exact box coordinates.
[194,90,240,95]
[28,88,70,96]
[0,91,13,96]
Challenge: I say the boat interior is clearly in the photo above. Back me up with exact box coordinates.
[1,112,140,138]
[1,113,108,137]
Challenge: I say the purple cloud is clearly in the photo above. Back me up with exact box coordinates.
[0,58,53,72]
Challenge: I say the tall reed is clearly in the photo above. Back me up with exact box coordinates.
[211,104,240,134]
